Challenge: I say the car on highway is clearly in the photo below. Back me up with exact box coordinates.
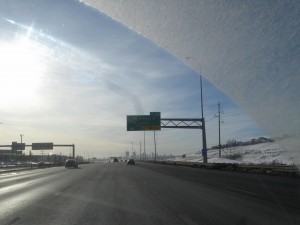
[38,161,52,168]
[38,161,45,168]
[113,158,119,163]
[65,159,78,169]
[127,159,135,165]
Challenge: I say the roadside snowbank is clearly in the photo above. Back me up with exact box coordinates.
[167,142,295,165]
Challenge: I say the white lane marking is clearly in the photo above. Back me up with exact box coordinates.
[226,186,258,196]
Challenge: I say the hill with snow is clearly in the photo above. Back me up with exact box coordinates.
[168,142,295,165]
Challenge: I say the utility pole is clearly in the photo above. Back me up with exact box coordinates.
[215,101,223,157]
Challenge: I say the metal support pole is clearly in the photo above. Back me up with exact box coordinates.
[73,144,75,159]
[200,75,208,163]
[154,130,157,161]
[140,140,141,160]
[20,134,24,163]
[218,101,221,157]
[144,131,146,160]
[186,57,207,163]
[20,134,24,143]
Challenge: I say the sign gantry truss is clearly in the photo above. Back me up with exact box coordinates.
[126,112,207,162]
[0,143,76,158]
[161,118,203,129]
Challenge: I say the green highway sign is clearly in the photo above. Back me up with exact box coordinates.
[12,142,25,151]
[127,112,161,131]
[32,142,53,150]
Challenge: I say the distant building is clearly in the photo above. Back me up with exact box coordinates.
[125,151,129,159]
[132,151,136,159]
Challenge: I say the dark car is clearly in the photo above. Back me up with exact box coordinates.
[38,161,51,168]
[113,158,118,162]
[65,159,78,168]
[127,159,135,165]
[38,161,45,168]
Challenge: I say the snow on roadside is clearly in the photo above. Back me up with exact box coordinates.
[167,142,295,165]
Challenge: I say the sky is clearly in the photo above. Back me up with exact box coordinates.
[0,0,269,158]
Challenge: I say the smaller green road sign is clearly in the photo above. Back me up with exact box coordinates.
[12,142,25,151]
[127,112,161,131]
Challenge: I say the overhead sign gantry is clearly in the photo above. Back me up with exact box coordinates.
[0,142,76,158]
[126,112,207,163]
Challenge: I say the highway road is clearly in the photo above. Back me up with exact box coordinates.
[0,161,299,225]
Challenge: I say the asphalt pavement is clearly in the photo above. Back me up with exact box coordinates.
[0,161,299,225]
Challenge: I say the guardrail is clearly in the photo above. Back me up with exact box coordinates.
[141,160,300,177]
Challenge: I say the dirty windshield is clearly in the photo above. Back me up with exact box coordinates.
[0,1,299,225]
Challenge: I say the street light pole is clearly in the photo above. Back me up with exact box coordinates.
[20,134,24,163]
[200,75,208,163]
[186,57,208,163]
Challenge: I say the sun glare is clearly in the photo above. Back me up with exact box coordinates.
[0,37,45,108]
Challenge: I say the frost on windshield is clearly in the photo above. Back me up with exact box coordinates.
[0,0,299,166]
[82,0,300,167]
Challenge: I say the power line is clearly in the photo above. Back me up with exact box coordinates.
[224,120,255,124]
[205,116,216,123]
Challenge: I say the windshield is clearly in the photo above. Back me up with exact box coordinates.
[0,1,299,225]
[0,0,272,158]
